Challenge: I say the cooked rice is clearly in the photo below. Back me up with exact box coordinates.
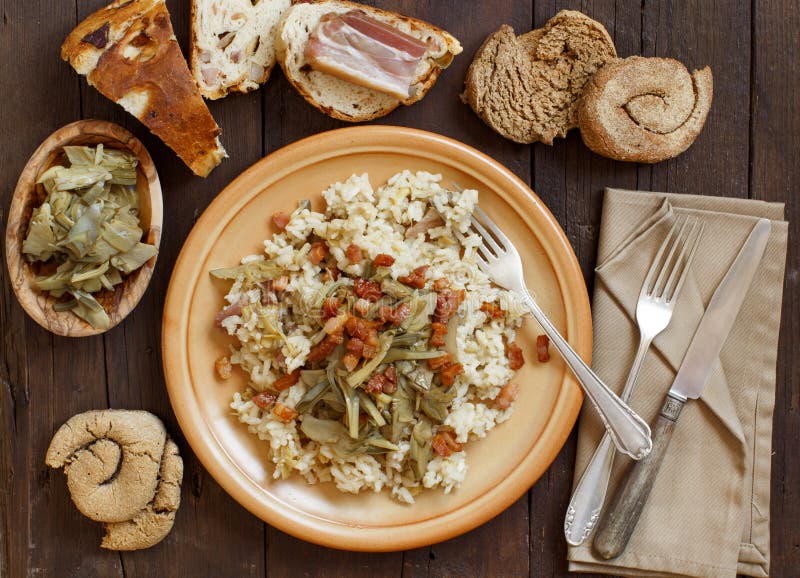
[221,170,525,503]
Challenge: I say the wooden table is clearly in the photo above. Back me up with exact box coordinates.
[1,1,797,576]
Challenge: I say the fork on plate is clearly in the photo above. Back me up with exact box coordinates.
[464,206,653,460]
[563,216,703,546]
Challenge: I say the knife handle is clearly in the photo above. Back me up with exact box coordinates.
[592,392,686,560]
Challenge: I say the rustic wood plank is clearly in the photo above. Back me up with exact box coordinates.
[0,1,123,575]
[528,2,642,577]
[262,0,533,574]
[97,0,268,574]
[260,0,399,570]
[751,1,800,574]
[1,0,798,576]
[641,0,751,198]
[395,0,532,575]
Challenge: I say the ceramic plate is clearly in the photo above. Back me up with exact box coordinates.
[162,126,590,551]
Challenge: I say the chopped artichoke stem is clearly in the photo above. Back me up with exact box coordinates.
[366,437,400,452]
[382,348,443,363]
[53,299,78,312]
[63,146,96,166]
[53,212,74,231]
[110,242,157,273]
[358,391,386,427]
[71,300,110,330]
[346,331,394,387]
[99,274,115,291]
[70,261,109,283]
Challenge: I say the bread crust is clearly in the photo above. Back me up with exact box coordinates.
[578,56,713,163]
[276,0,462,122]
[461,11,617,145]
[63,0,225,177]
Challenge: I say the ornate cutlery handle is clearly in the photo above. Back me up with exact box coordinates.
[564,434,615,545]
[565,335,654,545]
[593,392,685,559]
[522,291,652,460]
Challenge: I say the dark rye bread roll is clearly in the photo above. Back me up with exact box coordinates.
[578,56,713,163]
[461,11,617,145]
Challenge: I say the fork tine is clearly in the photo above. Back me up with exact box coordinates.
[657,218,694,300]
[474,206,514,249]
[640,219,680,298]
[473,241,491,260]
[651,218,690,298]
[663,220,704,303]
[470,215,503,255]
[454,227,492,269]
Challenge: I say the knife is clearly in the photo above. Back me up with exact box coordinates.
[592,217,772,560]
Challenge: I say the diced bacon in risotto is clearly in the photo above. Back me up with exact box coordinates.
[272,211,290,231]
[373,253,395,267]
[399,265,428,288]
[272,402,298,422]
[308,241,328,265]
[345,243,363,263]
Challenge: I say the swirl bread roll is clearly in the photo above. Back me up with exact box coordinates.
[46,410,183,550]
[578,56,713,162]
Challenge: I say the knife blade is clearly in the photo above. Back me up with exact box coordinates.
[593,217,772,560]
[670,218,772,399]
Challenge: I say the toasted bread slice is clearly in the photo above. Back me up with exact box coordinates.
[276,0,462,122]
[62,0,226,177]
[462,11,617,144]
[190,0,291,100]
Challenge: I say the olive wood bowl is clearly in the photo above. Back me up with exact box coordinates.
[5,120,163,337]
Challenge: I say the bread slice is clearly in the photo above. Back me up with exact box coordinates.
[276,0,462,122]
[461,11,617,144]
[190,0,291,100]
[578,56,713,163]
[62,0,226,177]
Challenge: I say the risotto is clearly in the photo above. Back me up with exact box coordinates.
[215,170,526,503]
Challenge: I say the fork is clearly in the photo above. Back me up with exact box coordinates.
[465,206,652,460]
[563,217,703,546]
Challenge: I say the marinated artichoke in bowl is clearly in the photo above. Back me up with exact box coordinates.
[22,144,157,329]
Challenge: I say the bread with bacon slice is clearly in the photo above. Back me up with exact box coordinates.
[62,0,226,177]
[276,0,462,122]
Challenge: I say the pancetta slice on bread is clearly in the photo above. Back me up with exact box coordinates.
[190,0,291,99]
[276,0,462,122]
[62,0,226,177]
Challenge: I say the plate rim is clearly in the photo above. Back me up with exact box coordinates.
[162,125,590,551]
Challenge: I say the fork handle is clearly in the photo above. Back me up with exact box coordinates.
[564,335,655,545]
[522,292,652,460]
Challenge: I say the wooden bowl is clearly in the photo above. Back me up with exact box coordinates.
[5,120,163,337]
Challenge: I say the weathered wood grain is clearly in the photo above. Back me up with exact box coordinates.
[0,0,796,576]
[751,0,800,573]
[529,3,641,577]
[641,0,751,199]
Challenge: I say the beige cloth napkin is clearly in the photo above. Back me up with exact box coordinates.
[567,188,788,578]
